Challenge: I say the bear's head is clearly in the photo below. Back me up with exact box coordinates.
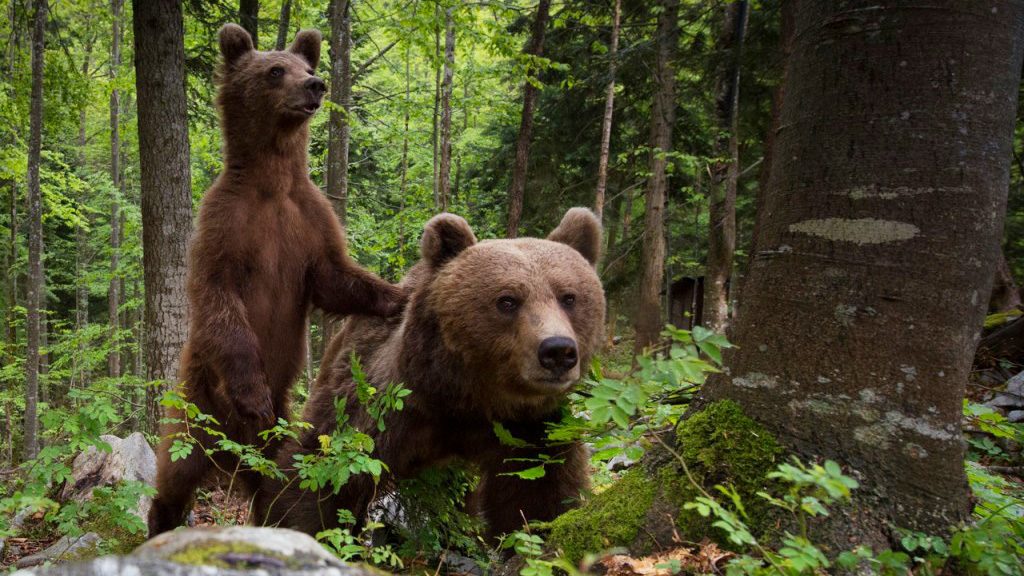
[215,23,327,130]
[411,208,605,418]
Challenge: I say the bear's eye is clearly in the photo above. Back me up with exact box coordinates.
[560,294,576,309]
[269,66,285,78]
[496,296,520,315]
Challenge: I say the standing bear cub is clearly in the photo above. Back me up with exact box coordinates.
[148,24,404,536]
[256,208,605,539]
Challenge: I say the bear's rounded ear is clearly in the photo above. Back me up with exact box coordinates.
[547,208,602,267]
[218,24,254,68]
[421,213,477,269]
[289,29,322,68]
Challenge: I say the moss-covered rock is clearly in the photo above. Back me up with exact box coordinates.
[547,469,656,563]
[546,400,784,563]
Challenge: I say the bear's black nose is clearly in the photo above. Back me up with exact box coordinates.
[538,336,578,377]
[305,76,327,95]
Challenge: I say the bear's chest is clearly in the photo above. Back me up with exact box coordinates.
[226,196,314,301]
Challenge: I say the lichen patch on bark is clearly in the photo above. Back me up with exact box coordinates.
[788,218,919,244]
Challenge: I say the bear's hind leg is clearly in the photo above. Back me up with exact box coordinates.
[148,407,218,537]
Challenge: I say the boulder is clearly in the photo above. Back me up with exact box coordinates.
[59,432,156,521]
[11,526,381,576]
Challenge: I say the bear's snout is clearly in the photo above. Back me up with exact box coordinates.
[304,76,327,97]
[537,336,578,378]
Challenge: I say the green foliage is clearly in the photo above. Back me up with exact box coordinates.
[316,511,403,570]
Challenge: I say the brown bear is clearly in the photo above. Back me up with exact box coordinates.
[148,24,404,537]
[254,208,605,540]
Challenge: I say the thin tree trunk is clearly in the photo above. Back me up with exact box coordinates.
[398,46,410,254]
[8,184,16,364]
[74,41,92,390]
[108,0,122,379]
[990,249,1021,312]
[327,0,351,224]
[593,0,620,222]
[437,5,455,211]
[633,0,678,353]
[431,1,441,209]
[240,0,259,48]
[134,0,193,434]
[701,0,1024,541]
[23,0,46,461]
[505,0,550,238]
[453,76,468,203]
[703,0,748,334]
[275,0,292,51]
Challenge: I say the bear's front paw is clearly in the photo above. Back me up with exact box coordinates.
[235,381,275,430]
[381,284,408,317]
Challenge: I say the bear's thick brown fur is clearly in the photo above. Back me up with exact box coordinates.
[148,24,403,537]
[255,208,605,539]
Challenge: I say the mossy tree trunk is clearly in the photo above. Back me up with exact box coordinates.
[701,0,1024,542]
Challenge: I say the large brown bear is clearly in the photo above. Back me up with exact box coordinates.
[148,24,403,536]
[255,208,605,539]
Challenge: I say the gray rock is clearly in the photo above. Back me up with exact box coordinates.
[988,371,1024,409]
[60,433,156,521]
[11,527,381,576]
[441,552,484,576]
[1008,410,1024,423]
[14,533,103,568]
[10,557,375,576]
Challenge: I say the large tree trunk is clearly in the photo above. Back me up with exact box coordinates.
[274,0,291,51]
[504,0,550,238]
[592,0,620,223]
[701,0,1024,539]
[24,0,46,461]
[327,0,351,224]
[239,0,259,48]
[632,0,678,353]
[108,0,122,380]
[703,0,748,333]
[134,0,193,434]
[437,5,455,211]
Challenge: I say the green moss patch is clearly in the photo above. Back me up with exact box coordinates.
[168,541,286,569]
[547,469,657,563]
[667,399,785,544]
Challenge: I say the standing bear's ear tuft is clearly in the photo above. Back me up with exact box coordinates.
[218,23,255,68]
[547,208,603,267]
[289,29,322,68]
[421,213,477,269]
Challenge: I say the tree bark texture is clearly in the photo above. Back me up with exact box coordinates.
[701,0,1024,536]
[990,249,1021,312]
[593,0,620,223]
[633,0,678,353]
[437,5,455,211]
[327,0,351,224]
[239,0,259,48]
[134,0,194,434]
[109,0,122,379]
[24,0,46,460]
[703,0,748,333]
[504,0,550,238]
[275,0,291,51]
